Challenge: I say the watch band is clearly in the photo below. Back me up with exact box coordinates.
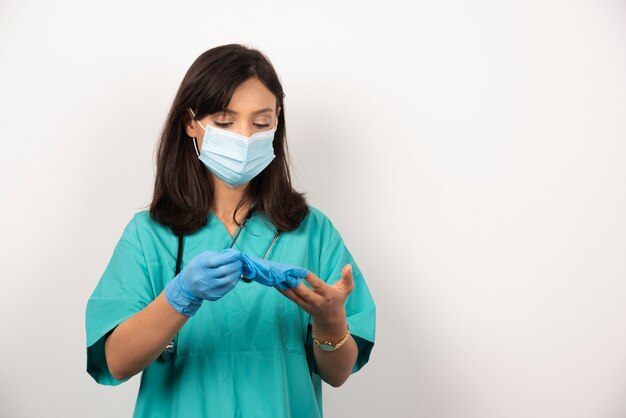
[312,324,351,351]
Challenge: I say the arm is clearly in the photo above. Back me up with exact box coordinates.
[104,291,189,381]
[104,249,247,381]
[312,310,359,387]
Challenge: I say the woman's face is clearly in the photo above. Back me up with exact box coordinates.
[186,77,280,150]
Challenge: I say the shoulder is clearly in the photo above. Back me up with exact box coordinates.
[119,209,172,245]
[299,204,333,228]
[295,204,343,245]
[129,209,164,229]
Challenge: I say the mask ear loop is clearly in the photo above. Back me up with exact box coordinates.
[192,137,200,157]
[189,109,202,157]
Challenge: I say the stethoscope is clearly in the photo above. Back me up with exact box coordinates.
[159,205,282,362]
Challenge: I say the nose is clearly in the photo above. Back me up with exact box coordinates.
[237,127,254,138]
[235,123,254,138]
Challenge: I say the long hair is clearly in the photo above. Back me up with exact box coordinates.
[150,44,308,236]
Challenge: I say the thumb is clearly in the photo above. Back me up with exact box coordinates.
[338,264,354,292]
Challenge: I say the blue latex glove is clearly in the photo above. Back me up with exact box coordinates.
[222,248,310,290]
[165,249,243,316]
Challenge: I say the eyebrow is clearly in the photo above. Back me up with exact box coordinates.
[221,107,274,116]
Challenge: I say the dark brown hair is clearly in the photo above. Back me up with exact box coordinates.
[149,44,308,236]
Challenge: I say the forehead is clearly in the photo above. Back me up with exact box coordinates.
[225,77,277,113]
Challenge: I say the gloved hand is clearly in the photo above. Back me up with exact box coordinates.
[222,248,309,290]
[165,249,244,316]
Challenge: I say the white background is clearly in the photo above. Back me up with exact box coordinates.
[1,0,626,417]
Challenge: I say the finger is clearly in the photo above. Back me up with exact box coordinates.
[213,260,243,278]
[278,286,312,311]
[211,273,241,292]
[199,249,241,267]
[290,282,324,304]
[302,271,327,291]
[213,271,241,287]
[277,286,298,301]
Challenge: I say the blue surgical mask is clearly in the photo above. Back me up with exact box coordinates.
[190,109,277,188]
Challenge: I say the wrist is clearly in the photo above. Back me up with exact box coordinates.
[311,310,348,341]
[312,322,351,352]
[164,274,203,317]
[312,308,346,328]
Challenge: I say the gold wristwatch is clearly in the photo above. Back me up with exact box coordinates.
[312,324,350,352]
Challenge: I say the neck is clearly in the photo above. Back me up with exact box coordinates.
[210,174,252,222]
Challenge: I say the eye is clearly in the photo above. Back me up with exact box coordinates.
[214,121,233,128]
[253,123,270,128]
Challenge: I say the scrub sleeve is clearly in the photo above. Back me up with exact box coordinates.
[305,235,376,376]
[85,217,155,386]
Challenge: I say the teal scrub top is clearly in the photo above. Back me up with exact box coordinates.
[85,205,376,418]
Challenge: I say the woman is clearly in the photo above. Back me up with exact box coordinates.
[85,44,376,418]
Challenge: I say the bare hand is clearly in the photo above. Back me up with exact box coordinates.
[276,264,354,324]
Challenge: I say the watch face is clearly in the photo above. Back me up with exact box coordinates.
[320,343,336,352]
